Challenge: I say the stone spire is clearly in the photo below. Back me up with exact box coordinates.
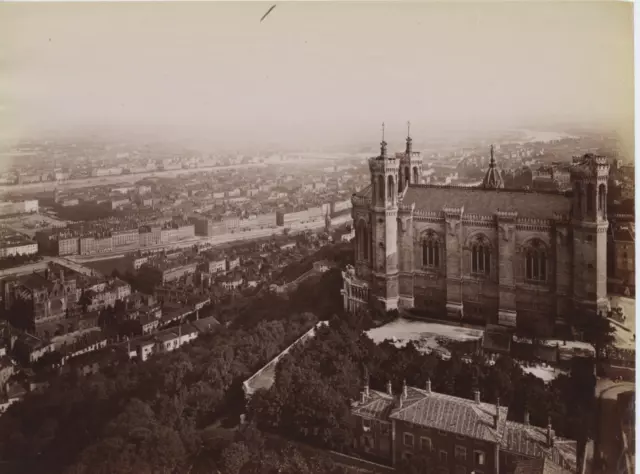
[379,122,388,159]
[481,144,505,189]
[405,121,413,155]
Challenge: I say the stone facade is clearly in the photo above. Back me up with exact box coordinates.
[342,134,610,334]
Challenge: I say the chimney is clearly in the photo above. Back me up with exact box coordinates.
[474,389,481,404]
[524,411,530,426]
[386,380,393,396]
[546,418,555,447]
[425,378,432,393]
[494,398,501,429]
[397,394,403,409]
[360,391,367,404]
[402,379,408,399]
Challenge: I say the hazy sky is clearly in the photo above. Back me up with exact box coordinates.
[0,1,634,150]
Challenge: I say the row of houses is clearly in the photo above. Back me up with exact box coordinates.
[35,221,196,256]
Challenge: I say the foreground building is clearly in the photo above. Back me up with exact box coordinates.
[3,264,78,333]
[342,130,610,334]
[351,379,578,474]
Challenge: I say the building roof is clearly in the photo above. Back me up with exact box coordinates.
[612,224,635,243]
[191,316,221,333]
[351,389,395,420]
[514,457,573,474]
[156,331,180,343]
[402,185,571,219]
[352,384,508,443]
[500,421,578,471]
[388,387,508,443]
[138,313,159,326]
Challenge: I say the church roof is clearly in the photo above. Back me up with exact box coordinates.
[402,185,571,219]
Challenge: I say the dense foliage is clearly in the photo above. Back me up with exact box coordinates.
[0,255,347,473]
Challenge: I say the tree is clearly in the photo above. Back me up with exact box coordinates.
[575,311,616,363]
[220,441,250,474]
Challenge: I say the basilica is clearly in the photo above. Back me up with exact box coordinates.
[341,130,610,334]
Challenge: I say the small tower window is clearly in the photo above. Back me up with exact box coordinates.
[405,166,410,188]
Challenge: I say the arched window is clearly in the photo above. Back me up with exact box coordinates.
[586,183,595,213]
[524,240,547,282]
[413,167,419,184]
[405,166,410,188]
[422,234,440,268]
[470,236,491,275]
[377,175,384,203]
[387,175,395,203]
[598,183,606,212]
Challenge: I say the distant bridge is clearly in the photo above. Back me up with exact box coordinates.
[0,257,101,279]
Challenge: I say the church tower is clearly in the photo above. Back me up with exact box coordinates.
[398,122,424,191]
[570,153,609,316]
[369,123,400,311]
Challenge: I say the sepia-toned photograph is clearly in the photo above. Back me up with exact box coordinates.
[0,1,635,473]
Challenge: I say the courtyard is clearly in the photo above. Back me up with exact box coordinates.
[366,317,483,359]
